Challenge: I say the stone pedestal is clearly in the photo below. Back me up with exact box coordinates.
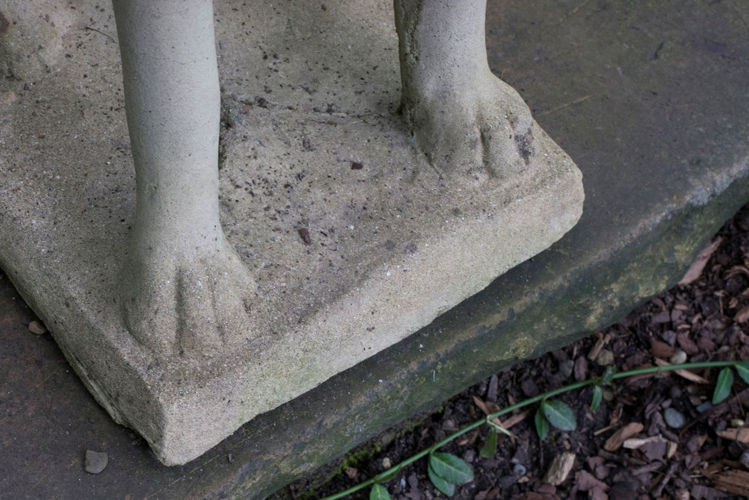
[2,0,747,497]
[0,0,582,464]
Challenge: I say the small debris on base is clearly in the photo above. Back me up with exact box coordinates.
[28,320,47,335]
[84,450,108,474]
[297,227,312,245]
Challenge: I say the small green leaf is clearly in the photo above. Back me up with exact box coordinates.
[428,452,474,484]
[602,366,617,384]
[542,399,577,431]
[428,463,456,497]
[370,484,391,500]
[479,429,498,458]
[712,367,734,404]
[590,386,603,411]
[535,407,549,440]
[735,362,749,385]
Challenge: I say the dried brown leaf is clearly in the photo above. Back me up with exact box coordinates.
[679,237,722,286]
[650,339,675,359]
[472,396,499,415]
[500,410,529,430]
[716,427,749,444]
[725,265,749,279]
[654,358,710,384]
[622,436,660,449]
[604,422,644,452]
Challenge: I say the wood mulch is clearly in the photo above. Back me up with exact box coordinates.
[282,203,749,499]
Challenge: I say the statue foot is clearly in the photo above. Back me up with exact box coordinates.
[119,236,257,359]
[404,71,537,184]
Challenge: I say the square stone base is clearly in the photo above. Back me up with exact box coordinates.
[0,0,582,464]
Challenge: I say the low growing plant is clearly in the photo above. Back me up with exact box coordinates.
[321,360,748,499]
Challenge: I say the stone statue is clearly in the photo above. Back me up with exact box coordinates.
[1,0,583,464]
[113,0,541,357]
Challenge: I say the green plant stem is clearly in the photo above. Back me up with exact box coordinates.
[321,360,738,499]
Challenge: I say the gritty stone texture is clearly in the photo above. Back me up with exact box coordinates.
[0,0,582,465]
[0,1,76,81]
[1,0,748,497]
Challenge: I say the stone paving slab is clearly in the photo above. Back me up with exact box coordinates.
[1,0,749,497]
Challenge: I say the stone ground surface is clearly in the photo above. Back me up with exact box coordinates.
[1,0,748,497]
[0,0,582,465]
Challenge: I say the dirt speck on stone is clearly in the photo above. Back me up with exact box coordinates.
[297,228,312,245]
[0,12,9,36]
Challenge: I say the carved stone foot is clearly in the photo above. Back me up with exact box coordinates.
[403,72,537,183]
[119,236,256,358]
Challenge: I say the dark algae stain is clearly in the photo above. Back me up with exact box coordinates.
[0,12,9,36]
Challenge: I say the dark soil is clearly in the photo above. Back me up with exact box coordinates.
[280,204,749,500]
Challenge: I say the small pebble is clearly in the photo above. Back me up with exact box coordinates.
[84,450,108,474]
[442,419,456,431]
[512,463,527,476]
[559,359,575,379]
[663,408,686,429]
[463,449,475,464]
[696,401,713,413]
[670,350,687,364]
[408,473,419,489]
[28,320,47,335]
[382,457,391,469]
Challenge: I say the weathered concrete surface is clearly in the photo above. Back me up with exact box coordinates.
[0,0,583,464]
[1,0,748,497]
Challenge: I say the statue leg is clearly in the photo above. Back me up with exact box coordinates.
[394,0,535,181]
[113,0,255,358]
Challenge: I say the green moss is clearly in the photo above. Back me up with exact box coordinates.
[339,443,383,471]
